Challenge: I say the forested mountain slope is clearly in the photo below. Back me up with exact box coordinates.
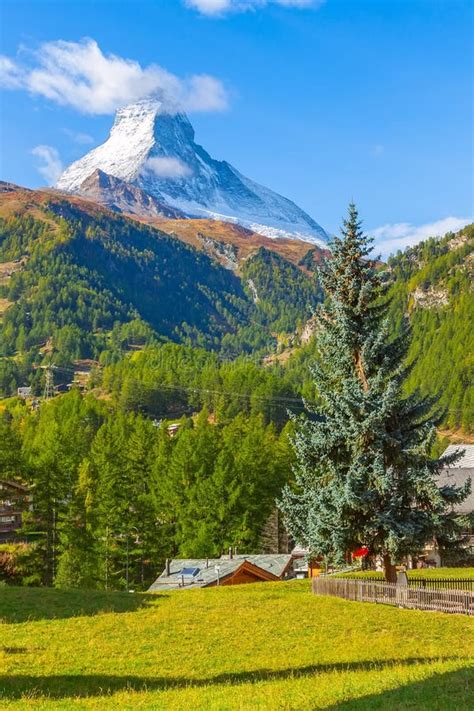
[146,216,328,270]
[0,192,250,350]
[387,224,473,432]
[0,184,322,394]
[278,224,474,433]
[0,183,472,432]
[92,226,474,435]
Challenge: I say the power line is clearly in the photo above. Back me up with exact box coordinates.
[108,376,474,415]
[118,376,312,408]
[32,365,473,415]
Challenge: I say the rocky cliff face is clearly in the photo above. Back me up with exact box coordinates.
[56,98,328,245]
[75,169,185,219]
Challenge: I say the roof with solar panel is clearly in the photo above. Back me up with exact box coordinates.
[148,553,294,591]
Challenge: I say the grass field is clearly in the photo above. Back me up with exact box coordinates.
[334,568,474,580]
[1,581,473,710]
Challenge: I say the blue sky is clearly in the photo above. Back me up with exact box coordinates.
[0,0,472,254]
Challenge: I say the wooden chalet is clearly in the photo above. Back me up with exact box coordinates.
[148,552,294,591]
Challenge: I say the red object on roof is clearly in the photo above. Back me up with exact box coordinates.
[352,547,369,558]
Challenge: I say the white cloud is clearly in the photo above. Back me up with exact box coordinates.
[185,0,322,16]
[0,39,228,115]
[0,56,23,88]
[144,157,193,179]
[371,216,472,258]
[183,74,228,112]
[31,145,63,184]
[186,0,231,13]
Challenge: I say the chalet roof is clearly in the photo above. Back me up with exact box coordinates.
[437,468,474,515]
[148,554,293,592]
[291,544,308,557]
[437,446,474,514]
[442,444,474,469]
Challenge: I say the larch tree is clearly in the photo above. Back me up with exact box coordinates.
[55,457,103,590]
[279,204,469,582]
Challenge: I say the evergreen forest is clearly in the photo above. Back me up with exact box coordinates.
[0,189,472,589]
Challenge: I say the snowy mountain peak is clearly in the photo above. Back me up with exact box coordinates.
[57,98,163,190]
[56,98,328,245]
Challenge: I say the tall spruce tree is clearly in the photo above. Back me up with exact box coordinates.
[279,204,469,581]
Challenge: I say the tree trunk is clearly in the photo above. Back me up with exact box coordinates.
[383,553,397,583]
[353,350,369,392]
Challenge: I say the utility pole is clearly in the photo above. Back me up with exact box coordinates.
[52,505,56,582]
[125,536,130,592]
[126,526,140,592]
[105,526,109,591]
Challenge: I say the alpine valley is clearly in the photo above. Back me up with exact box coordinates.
[0,179,472,434]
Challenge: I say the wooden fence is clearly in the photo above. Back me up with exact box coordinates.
[340,576,474,592]
[312,577,474,616]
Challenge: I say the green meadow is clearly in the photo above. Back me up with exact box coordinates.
[1,581,473,710]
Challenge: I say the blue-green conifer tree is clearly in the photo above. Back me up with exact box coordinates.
[279,204,469,581]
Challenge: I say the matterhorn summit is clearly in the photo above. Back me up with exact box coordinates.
[56,98,328,245]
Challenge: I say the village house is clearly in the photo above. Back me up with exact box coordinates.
[0,480,30,542]
[409,445,474,568]
[438,444,474,513]
[148,551,294,591]
[17,386,32,399]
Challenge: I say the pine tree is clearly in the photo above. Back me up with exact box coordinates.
[279,204,469,582]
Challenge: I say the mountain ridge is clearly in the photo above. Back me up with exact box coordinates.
[0,181,327,271]
[0,183,323,371]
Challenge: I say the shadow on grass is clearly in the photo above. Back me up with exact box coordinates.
[0,657,469,700]
[0,587,160,623]
[327,667,474,710]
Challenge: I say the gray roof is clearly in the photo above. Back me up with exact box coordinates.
[437,468,474,515]
[148,554,293,592]
[438,445,474,514]
[442,444,474,468]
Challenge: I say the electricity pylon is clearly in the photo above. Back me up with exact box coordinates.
[43,366,55,400]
